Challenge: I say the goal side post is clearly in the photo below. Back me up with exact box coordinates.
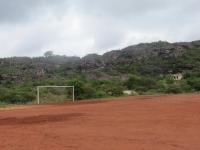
[37,86,75,104]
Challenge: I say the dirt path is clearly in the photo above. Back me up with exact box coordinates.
[0,94,200,150]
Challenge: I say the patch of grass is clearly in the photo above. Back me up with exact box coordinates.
[0,102,8,108]
[39,94,71,104]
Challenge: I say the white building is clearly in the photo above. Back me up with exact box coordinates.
[171,73,183,80]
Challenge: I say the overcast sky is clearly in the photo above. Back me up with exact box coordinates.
[0,0,199,57]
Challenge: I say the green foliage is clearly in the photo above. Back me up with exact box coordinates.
[67,79,85,99]
[0,101,7,108]
[125,75,157,91]
[186,77,200,91]
[44,51,54,57]
[165,84,182,94]
[123,74,198,94]
[93,90,107,98]
[1,43,200,104]
[0,87,35,104]
[2,72,200,105]
[5,92,35,104]
[106,86,123,96]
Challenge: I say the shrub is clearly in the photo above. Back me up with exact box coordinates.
[0,86,35,104]
[186,77,200,91]
[82,85,96,99]
[165,84,182,94]
[106,86,123,96]
[93,90,107,98]
[67,79,85,99]
[4,92,35,104]
[125,75,157,91]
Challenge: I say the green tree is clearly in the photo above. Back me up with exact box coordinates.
[44,51,54,58]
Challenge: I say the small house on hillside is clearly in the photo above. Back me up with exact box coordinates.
[171,73,183,80]
[123,90,138,96]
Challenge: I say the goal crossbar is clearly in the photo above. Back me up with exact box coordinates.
[37,86,75,104]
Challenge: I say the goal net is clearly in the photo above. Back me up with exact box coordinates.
[37,86,74,104]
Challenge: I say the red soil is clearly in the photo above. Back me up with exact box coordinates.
[0,94,200,150]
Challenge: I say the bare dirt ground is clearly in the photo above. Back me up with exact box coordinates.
[0,94,200,150]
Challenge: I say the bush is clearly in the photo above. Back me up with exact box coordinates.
[67,79,85,99]
[125,75,157,91]
[67,79,99,100]
[82,85,96,99]
[106,86,123,96]
[0,101,7,107]
[165,84,182,94]
[93,90,107,98]
[0,87,35,104]
[3,92,35,104]
[186,77,200,91]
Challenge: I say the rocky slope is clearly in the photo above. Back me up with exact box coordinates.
[0,40,200,82]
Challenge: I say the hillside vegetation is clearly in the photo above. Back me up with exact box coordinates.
[1,40,200,104]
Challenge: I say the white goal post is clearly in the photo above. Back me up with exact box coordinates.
[37,86,75,104]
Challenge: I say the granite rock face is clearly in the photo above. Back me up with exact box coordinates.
[0,40,200,81]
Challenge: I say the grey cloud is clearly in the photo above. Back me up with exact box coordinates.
[14,33,51,56]
[0,0,200,57]
[0,0,67,23]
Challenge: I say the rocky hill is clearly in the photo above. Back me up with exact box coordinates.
[1,40,200,103]
[0,40,200,83]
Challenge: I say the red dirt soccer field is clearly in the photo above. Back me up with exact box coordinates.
[0,94,200,150]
